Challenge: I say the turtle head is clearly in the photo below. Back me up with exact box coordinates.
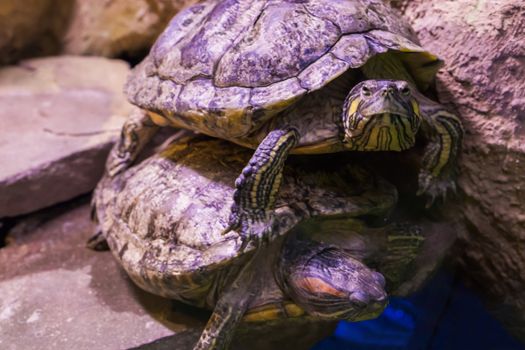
[342,80,421,152]
[283,247,388,321]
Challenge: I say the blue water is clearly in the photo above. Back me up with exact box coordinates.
[313,269,524,350]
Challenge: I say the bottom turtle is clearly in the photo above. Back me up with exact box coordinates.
[91,134,428,350]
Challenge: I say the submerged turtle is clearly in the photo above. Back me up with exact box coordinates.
[106,0,463,247]
[92,135,432,350]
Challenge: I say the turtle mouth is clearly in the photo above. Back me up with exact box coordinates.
[302,291,388,321]
[341,297,388,321]
[370,112,404,126]
[345,112,420,152]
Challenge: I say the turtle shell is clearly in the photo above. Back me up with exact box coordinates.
[125,0,441,139]
[94,134,397,307]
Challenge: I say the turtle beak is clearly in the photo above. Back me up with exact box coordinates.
[342,80,422,151]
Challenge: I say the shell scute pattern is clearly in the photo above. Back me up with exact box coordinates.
[154,0,261,83]
[215,2,341,87]
[330,34,371,68]
[297,53,350,91]
[151,2,215,69]
[96,137,397,278]
[125,0,437,140]
[303,0,369,33]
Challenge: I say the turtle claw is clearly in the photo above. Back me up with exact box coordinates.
[417,171,456,207]
[106,151,132,177]
[241,221,274,252]
[225,211,275,253]
[86,230,109,251]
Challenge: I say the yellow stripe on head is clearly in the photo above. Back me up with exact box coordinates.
[411,99,420,118]
[348,97,361,117]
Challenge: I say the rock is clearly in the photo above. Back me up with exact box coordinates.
[0,202,187,349]
[0,1,197,65]
[0,0,58,65]
[0,56,132,218]
[61,0,197,58]
[0,202,335,349]
[392,0,525,341]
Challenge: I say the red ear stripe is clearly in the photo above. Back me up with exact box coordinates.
[295,276,347,298]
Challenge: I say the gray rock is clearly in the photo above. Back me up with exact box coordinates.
[0,0,198,65]
[393,0,525,341]
[61,0,198,58]
[0,202,335,350]
[0,56,133,218]
[0,0,57,65]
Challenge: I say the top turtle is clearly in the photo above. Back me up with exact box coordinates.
[106,0,463,247]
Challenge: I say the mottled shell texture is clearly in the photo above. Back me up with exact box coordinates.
[94,136,396,293]
[125,0,439,138]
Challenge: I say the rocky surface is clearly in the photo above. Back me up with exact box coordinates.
[0,201,335,350]
[0,0,58,65]
[61,0,197,58]
[392,0,525,341]
[0,196,457,349]
[0,0,197,65]
[0,56,132,218]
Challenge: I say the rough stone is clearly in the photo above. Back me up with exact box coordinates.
[61,0,197,58]
[0,0,60,65]
[0,56,132,218]
[0,202,335,350]
[391,0,525,341]
[0,0,196,65]
[0,1,197,65]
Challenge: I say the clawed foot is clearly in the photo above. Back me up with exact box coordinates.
[417,171,457,207]
[105,109,160,178]
[223,129,299,252]
[86,230,109,251]
[106,148,133,177]
[223,210,276,252]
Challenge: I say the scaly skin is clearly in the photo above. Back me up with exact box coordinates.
[105,108,159,177]
[362,53,463,204]
[90,134,455,350]
[102,0,462,275]
[225,128,299,250]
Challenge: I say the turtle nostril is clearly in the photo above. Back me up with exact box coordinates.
[381,86,395,96]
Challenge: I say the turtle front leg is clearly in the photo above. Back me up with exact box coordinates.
[194,298,247,350]
[106,108,159,177]
[378,223,424,292]
[194,250,263,350]
[226,128,299,249]
[417,100,463,205]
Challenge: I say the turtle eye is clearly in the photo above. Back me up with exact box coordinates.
[361,85,371,96]
[401,86,411,96]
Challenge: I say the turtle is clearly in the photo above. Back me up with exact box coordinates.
[91,134,435,350]
[105,0,463,248]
